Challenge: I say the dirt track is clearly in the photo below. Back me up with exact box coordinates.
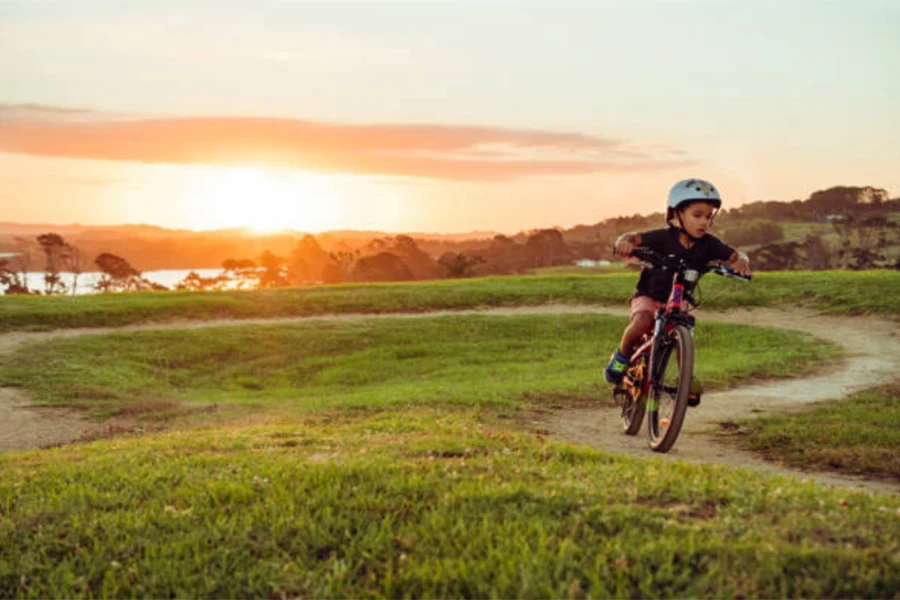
[2,306,898,493]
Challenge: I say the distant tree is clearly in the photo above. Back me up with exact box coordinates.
[288,235,336,284]
[523,228,575,268]
[802,235,831,270]
[846,247,884,270]
[727,199,807,221]
[37,233,72,295]
[288,255,311,283]
[95,252,139,279]
[328,250,359,282]
[392,235,418,253]
[491,234,516,249]
[349,252,414,282]
[748,241,803,271]
[719,220,784,248]
[175,271,231,292]
[0,255,33,295]
[361,235,444,280]
[808,186,888,216]
[320,262,343,284]
[94,252,162,292]
[222,258,260,289]
[438,252,485,278]
[366,238,390,253]
[830,214,899,269]
[258,250,289,288]
[470,234,525,275]
[2,237,36,294]
[67,245,83,296]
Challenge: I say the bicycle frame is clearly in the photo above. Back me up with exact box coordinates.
[624,269,697,406]
[615,247,750,451]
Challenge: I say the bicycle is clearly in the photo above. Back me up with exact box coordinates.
[613,247,752,452]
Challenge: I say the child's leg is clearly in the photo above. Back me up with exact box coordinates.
[619,311,655,356]
[604,297,660,384]
[620,297,661,356]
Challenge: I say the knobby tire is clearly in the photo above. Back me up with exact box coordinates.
[647,324,694,453]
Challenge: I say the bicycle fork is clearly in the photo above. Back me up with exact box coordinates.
[642,316,668,412]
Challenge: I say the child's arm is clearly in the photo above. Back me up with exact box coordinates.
[614,232,643,258]
[727,250,752,277]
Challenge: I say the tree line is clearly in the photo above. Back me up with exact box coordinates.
[2,185,898,295]
[0,226,584,294]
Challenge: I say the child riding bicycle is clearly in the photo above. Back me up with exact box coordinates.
[603,178,752,387]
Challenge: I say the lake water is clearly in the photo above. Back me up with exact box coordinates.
[7,269,225,295]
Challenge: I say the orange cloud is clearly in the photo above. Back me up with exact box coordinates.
[0,104,694,180]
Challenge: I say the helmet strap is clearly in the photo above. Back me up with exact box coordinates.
[675,213,699,243]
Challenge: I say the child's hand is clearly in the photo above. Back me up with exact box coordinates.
[614,233,639,258]
[730,252,752,277]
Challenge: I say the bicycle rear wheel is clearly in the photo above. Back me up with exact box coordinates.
[620,353,647,436]
[647,324,694,453]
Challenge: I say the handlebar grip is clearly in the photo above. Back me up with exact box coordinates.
[629,247,659,260]
[629,247,666,269]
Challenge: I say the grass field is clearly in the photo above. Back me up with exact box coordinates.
[2,275,899,597]
[0,314,835,419]
[1,269,899,332]
[733,383,900,481]
[2,410,898,598]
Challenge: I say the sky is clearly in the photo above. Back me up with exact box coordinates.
[1,0,899,234]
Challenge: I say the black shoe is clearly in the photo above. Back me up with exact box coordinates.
[603,350,629,384]
[688,377,703,407]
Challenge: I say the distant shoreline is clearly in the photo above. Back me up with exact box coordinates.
[3,268,224,296]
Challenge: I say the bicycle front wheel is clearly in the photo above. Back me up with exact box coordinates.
[647,324,694,453]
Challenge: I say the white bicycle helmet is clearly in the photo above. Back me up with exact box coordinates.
[666,178,722,221]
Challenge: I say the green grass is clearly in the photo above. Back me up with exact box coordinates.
[1,282,896,597]
[2,270,899,333]
[2,410,899,599]
[529,265,630,275]
[0,314,838,419]
[733,383,900,481]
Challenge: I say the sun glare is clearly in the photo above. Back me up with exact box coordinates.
[176,167,346,232]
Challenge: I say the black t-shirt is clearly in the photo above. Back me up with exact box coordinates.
[633,227,735,302]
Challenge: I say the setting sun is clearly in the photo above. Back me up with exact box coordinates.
[175,167,346,232]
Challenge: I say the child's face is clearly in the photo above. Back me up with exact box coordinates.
[677,202,717,238]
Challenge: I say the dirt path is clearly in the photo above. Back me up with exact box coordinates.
[2,306,898,493]
[534,307,900,494]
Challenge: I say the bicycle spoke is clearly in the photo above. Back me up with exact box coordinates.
[647,325,694,453]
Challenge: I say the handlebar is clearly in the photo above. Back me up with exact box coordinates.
[706,263,752,282]
[628,247,752,282]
